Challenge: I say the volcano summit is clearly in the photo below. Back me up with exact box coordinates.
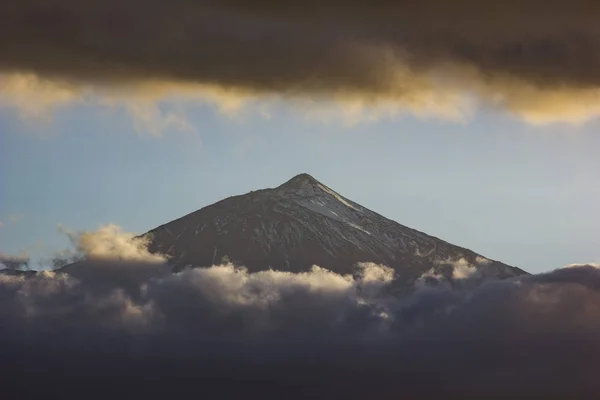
[141,173,526,283]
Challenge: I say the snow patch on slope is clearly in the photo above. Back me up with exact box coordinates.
[294,197,354,223]
[274,177,383,243]
[348,223,371,235]
[317,183,359,211]
[291,191,372,237]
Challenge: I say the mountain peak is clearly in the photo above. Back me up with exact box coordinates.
[279,173,321,189]
[140,174,528,280]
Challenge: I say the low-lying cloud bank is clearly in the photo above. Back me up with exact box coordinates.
[0,252,30,270]
[3,0,600,128]
[2,225,600,398]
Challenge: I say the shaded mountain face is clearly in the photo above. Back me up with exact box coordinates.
[141,174,526,283]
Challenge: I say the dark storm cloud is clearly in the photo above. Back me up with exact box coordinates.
[2,224,600,398]
[2,0,600,123]
[2,0,599,89]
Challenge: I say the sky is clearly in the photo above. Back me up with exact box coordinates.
[2,102,599,274]
[1,0,600,274]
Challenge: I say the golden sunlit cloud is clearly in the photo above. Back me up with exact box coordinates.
[2,0,600,130]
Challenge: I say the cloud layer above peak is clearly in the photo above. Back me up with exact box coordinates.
[3,0,600,125]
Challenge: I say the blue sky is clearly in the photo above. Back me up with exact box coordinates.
[1,101,599,274]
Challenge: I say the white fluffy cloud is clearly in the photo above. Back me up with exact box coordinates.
[59,223,166,263]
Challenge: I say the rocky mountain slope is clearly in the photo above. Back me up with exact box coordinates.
[141,173,527,282]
